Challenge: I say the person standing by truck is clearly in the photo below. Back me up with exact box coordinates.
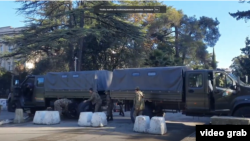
[84,88,102,112]
[117,100,124,116]
[106,91,113,121]
[54,97,72,117]
[133,87,145,118]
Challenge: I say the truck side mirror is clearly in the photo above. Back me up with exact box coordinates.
[14,80,19,86]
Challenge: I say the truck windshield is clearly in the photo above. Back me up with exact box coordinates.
[228,73,248,86]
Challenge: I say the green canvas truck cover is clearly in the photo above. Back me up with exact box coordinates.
[44,70,113,91]
[109,66,190,92]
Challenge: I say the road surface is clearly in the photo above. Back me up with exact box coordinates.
[0,111,210,141]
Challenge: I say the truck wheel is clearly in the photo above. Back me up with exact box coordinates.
[77,102,90,115]
[130,106,153,123]
[30,108,37,114]
[233,106,250,118]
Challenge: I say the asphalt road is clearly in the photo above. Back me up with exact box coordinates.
[0,111,210,141]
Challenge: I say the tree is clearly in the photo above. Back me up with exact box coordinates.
[229,0,250,22]
[230,37,250,79]
[211,47,217,69]
[1,1,144,73]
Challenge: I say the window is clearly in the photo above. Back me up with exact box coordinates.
[215,72,226,88]
[148,72,156,76]
[132,73,140,76]
[226,75,233,87]
[7,62,11,71]
[188,73,203,88]
[37,78,44,87]
[8,46,12,52]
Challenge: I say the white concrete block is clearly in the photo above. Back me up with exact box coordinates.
[91,112,107,127]
[133,116,150,133]
[33,111,60,125]
[78,112,93,126]
[0,99,7,111]
[43,111,60,125]
[14,109,24,124]
[147,117,167,135]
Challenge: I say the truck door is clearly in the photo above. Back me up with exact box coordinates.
[185,71,209,112]
[213,72,235,112]
[33,76,45,107]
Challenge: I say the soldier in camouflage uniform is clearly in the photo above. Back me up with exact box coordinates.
[133,86,145,118]
[54,98,72,116]
[106,91,113,121]
[84,88,102,112]
[216,73,225,87]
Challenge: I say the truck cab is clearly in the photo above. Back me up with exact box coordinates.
[8,75,46,113]
[184,69,250,117]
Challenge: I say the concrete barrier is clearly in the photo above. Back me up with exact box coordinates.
[78,112,93,126]
[33,111,60,125]
[147,117,167,135]
[0,99,7,111]
[211,116,250,125]
[91,112,107,127]
[14,109,24,124]
[133,116,150,133]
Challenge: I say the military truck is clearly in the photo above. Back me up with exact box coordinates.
[7,66,250,122]
[109,66,250,122]
[7,70,113,116]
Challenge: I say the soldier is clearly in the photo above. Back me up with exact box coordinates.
[118,100,124,116]
[216,73,225,87]
[133,86,145,118]
[54,97,72,117]
[106,91,113,121]
[84,88,102,112]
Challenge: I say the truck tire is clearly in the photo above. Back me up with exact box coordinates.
[130,106,153,123]
[30,108,37,115]
[233,106,250,118]
[77,102,90,115]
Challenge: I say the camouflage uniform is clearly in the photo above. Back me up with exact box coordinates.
[54,98,72,116]
[216,75,225,87]
[86,92,102,112]
[106,93,113,121]
[133,90,145,118]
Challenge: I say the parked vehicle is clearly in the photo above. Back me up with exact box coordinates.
[7,66,250,122]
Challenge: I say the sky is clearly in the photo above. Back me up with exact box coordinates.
[0,1,249,69]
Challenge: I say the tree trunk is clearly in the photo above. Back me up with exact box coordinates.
[68,2,74,71]
[77,1,85,71]
[174,26,180,58]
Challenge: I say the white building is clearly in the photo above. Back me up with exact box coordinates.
[0,26,35,73]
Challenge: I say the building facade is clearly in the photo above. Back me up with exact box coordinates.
[0,26,34,73]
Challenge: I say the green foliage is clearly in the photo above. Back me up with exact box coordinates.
[0,1,222,74]
[229,0,250,21]
[230,37,250,78]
